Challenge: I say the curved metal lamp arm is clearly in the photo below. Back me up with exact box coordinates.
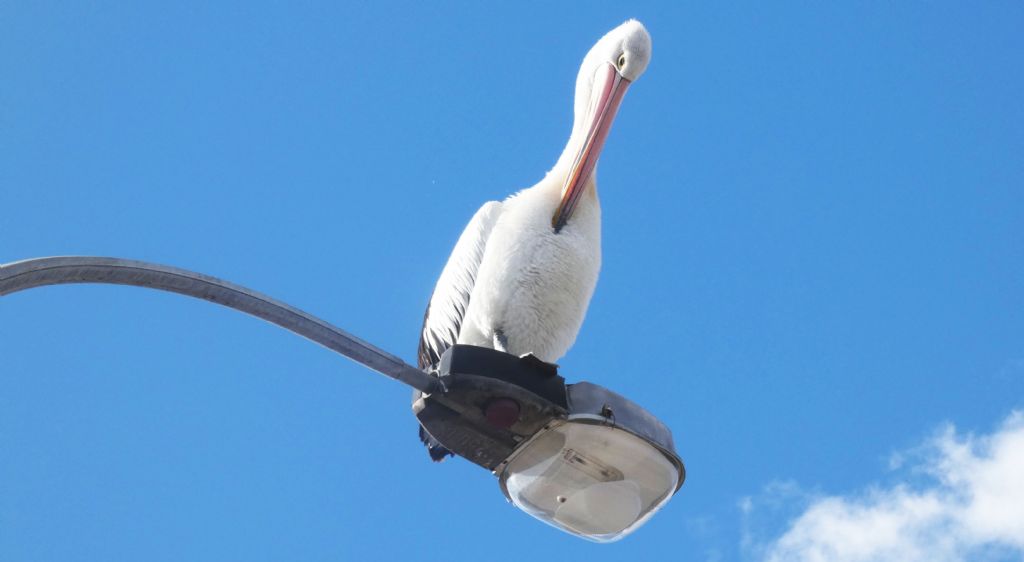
[0,256,439,394]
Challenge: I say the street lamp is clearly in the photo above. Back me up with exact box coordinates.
[414,345,684,542]
[1,256,685,542]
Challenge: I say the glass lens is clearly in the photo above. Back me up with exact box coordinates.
[502,422,678,542]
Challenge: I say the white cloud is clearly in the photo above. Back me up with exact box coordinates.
[744,411,1024,562]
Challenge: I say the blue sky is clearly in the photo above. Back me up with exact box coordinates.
[2,3,1022,561]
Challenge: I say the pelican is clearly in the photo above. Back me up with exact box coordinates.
[415,20,652,460]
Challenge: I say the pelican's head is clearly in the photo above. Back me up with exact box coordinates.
[553,20,652,232]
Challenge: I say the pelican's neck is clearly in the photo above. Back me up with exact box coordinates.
[547,113,593,192]
[546,54,605,195]
[554,124,585,171]
[544,150,599,217]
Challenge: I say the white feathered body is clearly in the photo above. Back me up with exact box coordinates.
[456,174,601,364]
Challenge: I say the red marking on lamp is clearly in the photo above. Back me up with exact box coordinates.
[485,398,521,429]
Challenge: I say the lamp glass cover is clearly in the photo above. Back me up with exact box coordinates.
[500,421,679,542]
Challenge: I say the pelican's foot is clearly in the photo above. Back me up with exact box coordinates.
[493,329,509,353]
[518,353,560,378]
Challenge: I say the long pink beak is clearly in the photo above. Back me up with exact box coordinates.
[552,63,631,232]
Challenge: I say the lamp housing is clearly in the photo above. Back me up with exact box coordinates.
[412,345,684,542]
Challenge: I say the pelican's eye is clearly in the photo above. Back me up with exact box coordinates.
[616,54,627,71]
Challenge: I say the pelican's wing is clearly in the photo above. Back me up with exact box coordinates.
[417,201,503,370]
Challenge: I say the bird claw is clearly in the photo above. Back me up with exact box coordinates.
[517,353,560,378]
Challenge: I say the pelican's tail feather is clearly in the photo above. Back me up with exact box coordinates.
[418,425,453,462]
